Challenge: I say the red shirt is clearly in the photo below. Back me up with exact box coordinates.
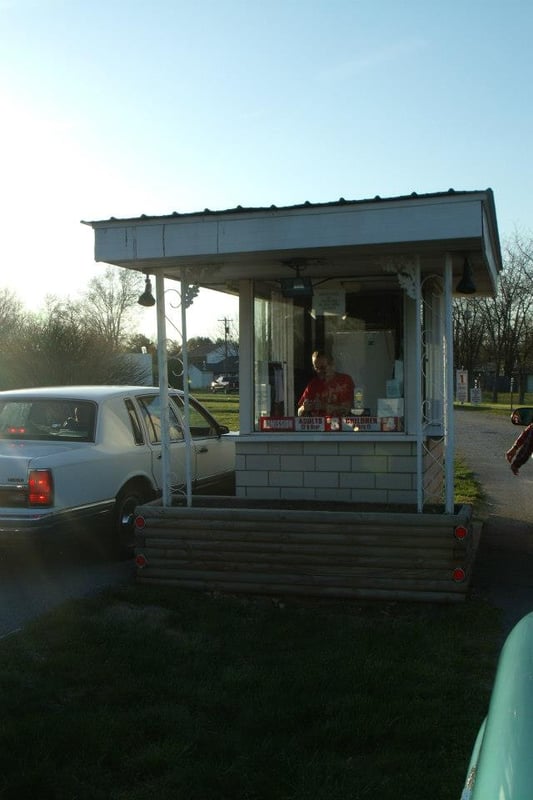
[298,372,354,415]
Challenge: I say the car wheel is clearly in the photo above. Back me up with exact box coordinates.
[113,482,151,558]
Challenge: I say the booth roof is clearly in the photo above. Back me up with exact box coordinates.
[84,187,496,225]
[82,188,502,296]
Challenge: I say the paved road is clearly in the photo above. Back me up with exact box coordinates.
[0,543,134,638]
[455,407,533,637]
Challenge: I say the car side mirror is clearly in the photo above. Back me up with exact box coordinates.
[217,424,230,435]
[511,407,533,426]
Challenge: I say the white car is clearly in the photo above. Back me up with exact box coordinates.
[0,386,235,554]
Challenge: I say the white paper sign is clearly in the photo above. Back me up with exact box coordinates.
[456,370,468,403]
[312,289,345,316]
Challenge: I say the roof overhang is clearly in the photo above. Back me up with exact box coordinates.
[83,189,502,296]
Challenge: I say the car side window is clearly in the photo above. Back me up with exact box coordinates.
[172,395,219,438]
[137,395,184,444]
[124,398,145,445]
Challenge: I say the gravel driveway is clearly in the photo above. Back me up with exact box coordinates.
[455,406,533,637]
[455,406,533,525]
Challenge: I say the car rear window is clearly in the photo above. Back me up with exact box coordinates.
[0,399,96,442]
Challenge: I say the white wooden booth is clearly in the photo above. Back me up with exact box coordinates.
[84,189,502,601]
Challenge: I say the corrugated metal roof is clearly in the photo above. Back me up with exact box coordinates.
[83,187,495,226]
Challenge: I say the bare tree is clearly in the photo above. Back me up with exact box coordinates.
[477,234,533,401]
[502,233,533,401]
[453,297,486,378]
[124,333,156,354]
[187,336,215,351]
[0,287,27,388]
[0,287,25,336]
[2,299,147,388]
[81,267,144,347]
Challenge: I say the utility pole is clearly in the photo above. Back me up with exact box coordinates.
[219,317,231,371]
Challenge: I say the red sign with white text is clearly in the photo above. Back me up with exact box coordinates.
[259,416,381,432]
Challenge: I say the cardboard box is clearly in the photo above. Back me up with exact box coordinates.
[377,398,404,417]
[380,416,402,432]
[386,379,402,398]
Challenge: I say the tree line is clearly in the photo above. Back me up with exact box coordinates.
[453,232,533,402]
[0,268,236,390]
[2,234,532,397]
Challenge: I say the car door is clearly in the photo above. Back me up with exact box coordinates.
[171,395,233,489]
[135,393,194,490]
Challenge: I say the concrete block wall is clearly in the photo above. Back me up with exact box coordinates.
[235,439,418,503]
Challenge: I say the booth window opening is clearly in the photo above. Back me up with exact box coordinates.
[253,281,405,433]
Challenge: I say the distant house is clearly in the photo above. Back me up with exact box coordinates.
[185,342,239,389]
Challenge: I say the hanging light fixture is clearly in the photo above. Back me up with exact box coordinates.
[137,275,156,306]
[280,261,313,298]
[455,257,476,294]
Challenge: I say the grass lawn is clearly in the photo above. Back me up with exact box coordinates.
[454,391,533,418]
[197,390,240,430]
[0,583,500,800]
[0,395,504,799]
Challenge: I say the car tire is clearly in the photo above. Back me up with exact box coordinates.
[113,481,152,558]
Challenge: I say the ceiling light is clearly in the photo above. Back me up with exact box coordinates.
[455,258,476,294]
[138,276,156,306]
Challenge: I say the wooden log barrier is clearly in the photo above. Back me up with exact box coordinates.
[133,499,477,603]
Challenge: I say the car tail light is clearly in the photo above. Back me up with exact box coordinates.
[28,469,54,506]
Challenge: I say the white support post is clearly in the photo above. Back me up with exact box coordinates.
[414,258,423,512]
[181,280,193,507]
[444,254,455,513]
[155,274,172,507]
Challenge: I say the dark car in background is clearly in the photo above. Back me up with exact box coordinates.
[210,374,239,393]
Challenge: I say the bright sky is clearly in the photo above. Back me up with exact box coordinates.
[1,0,532,340]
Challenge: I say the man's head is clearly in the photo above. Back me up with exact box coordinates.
[312,350,335,379]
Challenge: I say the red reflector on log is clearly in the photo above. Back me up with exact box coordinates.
[454,525,469,540]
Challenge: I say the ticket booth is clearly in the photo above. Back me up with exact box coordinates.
[85,189,502,602]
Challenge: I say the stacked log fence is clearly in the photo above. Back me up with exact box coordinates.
[134,499,477,603]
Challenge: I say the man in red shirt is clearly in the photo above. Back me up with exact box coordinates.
[297,350,354,417]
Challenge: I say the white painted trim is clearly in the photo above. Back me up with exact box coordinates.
[181,280,193,507]
[155,273,171,506]
[444,254,455,512]
[414,259,423,512]
[239,280,254,435]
